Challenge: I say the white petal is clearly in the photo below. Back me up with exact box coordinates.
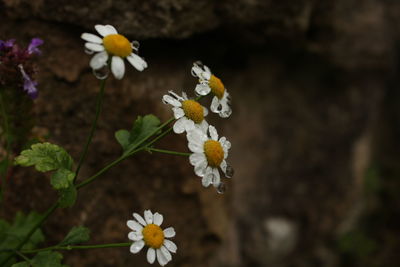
[203,65,212,77]
[144,210,153,224]
[85,42,104,52]
[163,240,177,253]
[189,153,205,166]
[153,212,163,226]
[147,248,156,264]
[194,159,208,177]
[183,119,195,132]
[191,64,203,77]
[173,117,187,134]
[81,33,102,44]
[172,107,184,119]
[186,129,206,145]
[156,249,168,266]
[128,231,143,241]
[168,90,184,101]
[127,53,148,71]
[181,91,188,100]
[133,213,147,226]
[105,24,118,34]
[162,95,181,107]
[163,227,176,238]
[130,240,145,254]
[161,246,172,262]
[111,56,125,80]
[195,83,211,96]
[89,51,108,70]
[212,168,221,186]
[127,220,143,231]
[202,174,212,187]
[95,24,114,37]
[220,160,227,174]
[210,96,220,113]
[203,106,209,117]
[208,125,218,140]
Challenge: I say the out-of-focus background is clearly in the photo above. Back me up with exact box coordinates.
[1,0,400,266]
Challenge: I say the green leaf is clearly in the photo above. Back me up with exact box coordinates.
[0,212,45,266]
[115,114,161,153]
[15,142,73,172]
[31,251,68,267]
[51,169,75,190]
[58,185,77,208]
[11,262,29,267]
[59,226,90,246]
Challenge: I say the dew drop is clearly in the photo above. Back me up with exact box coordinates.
[131,41,140,51]
[216,182,226,194]
[225,164,234,178]
[85,48,94,55]
[92,65,109,80]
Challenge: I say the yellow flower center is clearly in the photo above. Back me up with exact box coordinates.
[209,75,225,99]
[181,100,204,124]
[142,224,165,249]
[203,140,224,167]
[102,34,132,57]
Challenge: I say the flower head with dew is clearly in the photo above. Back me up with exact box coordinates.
[127,210,177,266]
[191,61,232,118]
[162,91,209,134]
[187,125,233,191]
[0,38,43,99]
[81,24,148,80]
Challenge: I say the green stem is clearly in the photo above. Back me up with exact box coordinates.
[0,90,11,205]
[21,243,131,254]
[74,78,107,182]
[14,250,32,264]
[146,147,190,157]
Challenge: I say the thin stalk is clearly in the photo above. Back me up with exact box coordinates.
[21,243,131,254]
[14,250,32,264]
[146,147,190,157]
[74,78,107,182]
[0,90,11,205]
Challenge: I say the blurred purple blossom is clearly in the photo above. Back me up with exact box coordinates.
[0,39,15,50]
[27,38,43,55]
[18,64,38,99]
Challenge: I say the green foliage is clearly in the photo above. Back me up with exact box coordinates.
[15,142,73,172]
[115,114,161,153]
[12,251,68,267]
[58,186,77,208]
[15,142,77,208]
[0,212,45,266]
[51,169,75,190]
[59,226,90,246]
[338,230,377,258]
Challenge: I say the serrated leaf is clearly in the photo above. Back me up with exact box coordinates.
[51,169,75,190]
[0,212,45,266]
[59,226,90,246]
[115,114,161,153]
[15,142,73,172]
[58,186,77,208]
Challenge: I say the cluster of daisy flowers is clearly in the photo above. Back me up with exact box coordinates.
[163,61,233,192]
[82,24,234,266]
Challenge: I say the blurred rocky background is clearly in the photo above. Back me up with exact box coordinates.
[1,0,400,266]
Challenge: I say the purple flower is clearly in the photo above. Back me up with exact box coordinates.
[27,38,44,55]
[18,64,38,99]
[0,39,15,50]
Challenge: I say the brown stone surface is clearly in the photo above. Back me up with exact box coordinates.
[1,0,400,266]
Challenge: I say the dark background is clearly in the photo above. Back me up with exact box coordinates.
[1,0,400,266]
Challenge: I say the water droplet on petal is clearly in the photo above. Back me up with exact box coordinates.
[85,48,94,55]
[92,65,109,80]
[225,164,234,178]
[131,41,140,51]
[217,182,226,194]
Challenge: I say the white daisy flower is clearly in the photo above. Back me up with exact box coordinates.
[191,62,232,118]
[127,210,177,266]
[81,24,148,80]
[187,125,233,189]
[162,91,209,134]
